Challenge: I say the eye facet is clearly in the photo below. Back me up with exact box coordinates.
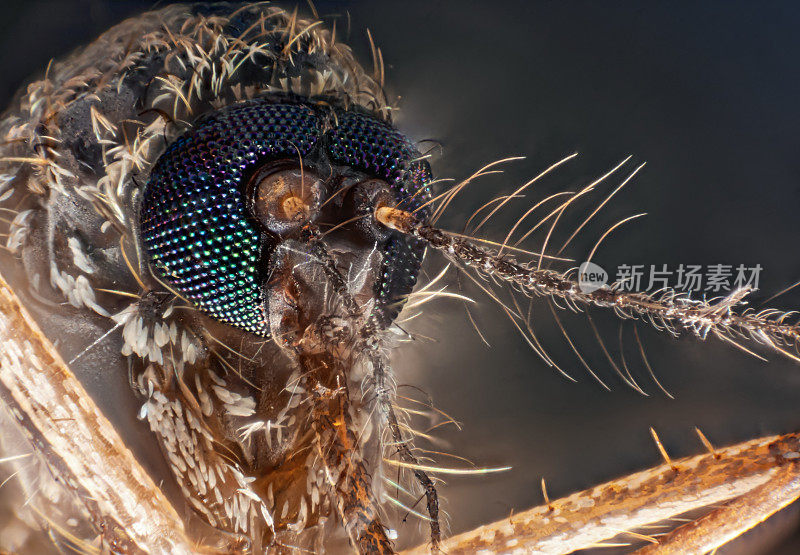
[248,164,324,236]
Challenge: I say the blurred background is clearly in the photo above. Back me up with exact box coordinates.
[2,1,799,552]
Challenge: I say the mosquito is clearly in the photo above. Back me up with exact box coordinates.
[0,3,798,554]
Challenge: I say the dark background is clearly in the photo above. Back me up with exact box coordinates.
[2,1,800,553]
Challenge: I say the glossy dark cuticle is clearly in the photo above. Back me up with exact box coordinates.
[341,180,396,243]
[249,164,324,236]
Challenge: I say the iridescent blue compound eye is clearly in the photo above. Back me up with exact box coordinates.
[139,99,432,336]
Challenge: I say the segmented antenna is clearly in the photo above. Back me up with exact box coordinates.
[375,205,800,362]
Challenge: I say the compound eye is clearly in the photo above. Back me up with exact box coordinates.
[249,165,324,236]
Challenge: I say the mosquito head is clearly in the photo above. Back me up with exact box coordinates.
[139,97,434,344]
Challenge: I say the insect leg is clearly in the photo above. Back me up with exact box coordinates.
[0,272,193,552]
[403,431,800,553]
[634,461,800,554]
